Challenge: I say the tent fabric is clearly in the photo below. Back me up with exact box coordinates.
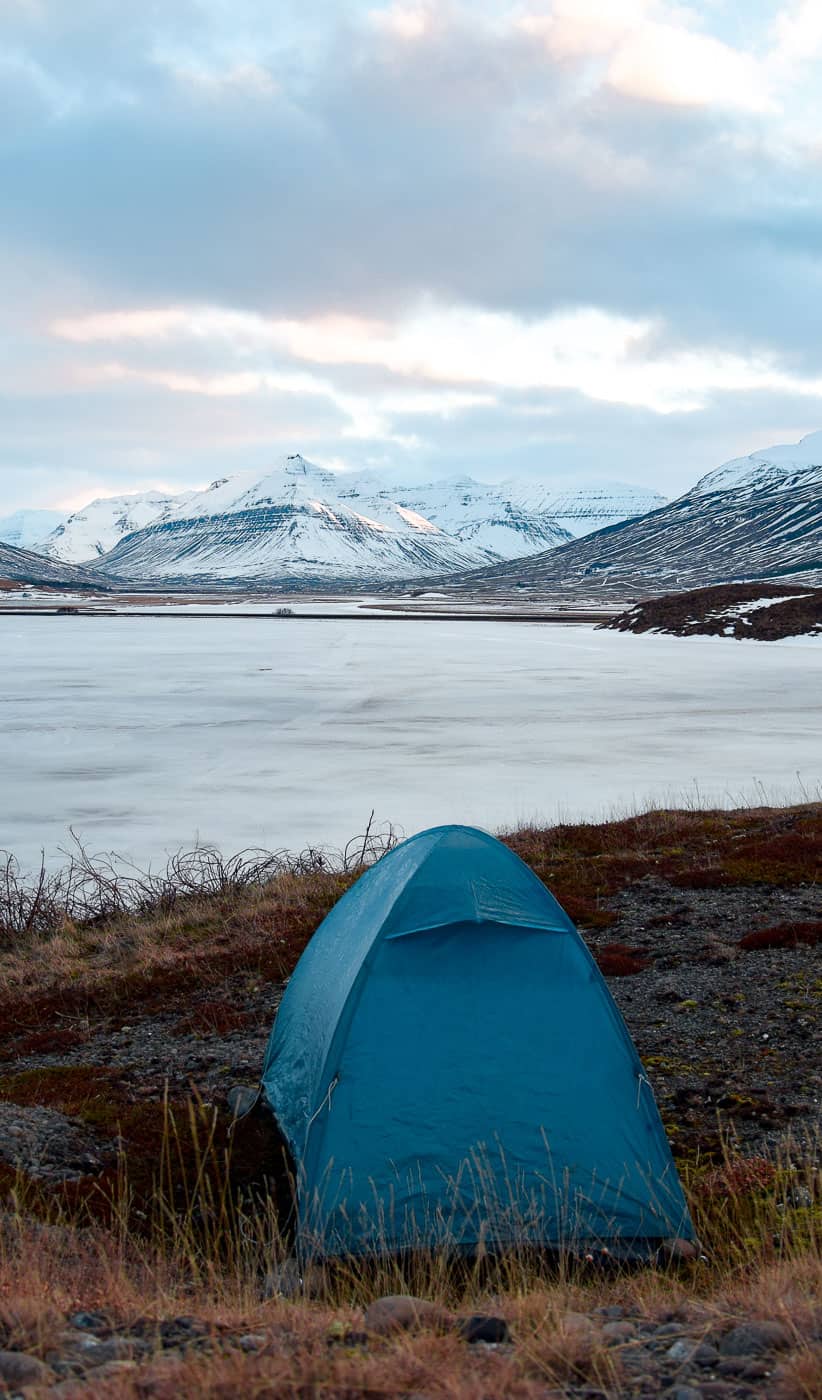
[260,825,693,1257]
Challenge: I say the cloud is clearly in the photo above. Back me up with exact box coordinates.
[49,298,822,415]
[369,3,430,41]
[1,0,822,513]
[521,2,775,112]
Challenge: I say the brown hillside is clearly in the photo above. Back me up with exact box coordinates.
[604,582,822,640]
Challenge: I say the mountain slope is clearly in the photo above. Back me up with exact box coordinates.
[337,474,573,558]
[500,480,666,538]
[97,457,494,584]
[437,432,822,597]
[41,491,190,564]
[0,541,107,589]
[0,509,63,551]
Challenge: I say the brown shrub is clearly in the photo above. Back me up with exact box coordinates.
[739,920,822,950]
[594,943,650,976]
[699,1156,779,1198]
[10,1024,90,1054]
[173,999,253,1036]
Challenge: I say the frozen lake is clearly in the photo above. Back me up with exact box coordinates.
[1,615,820,875]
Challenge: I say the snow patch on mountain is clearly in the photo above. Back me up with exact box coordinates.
[337,474,572,559]
[442,432,822,597]
[501,480,667,537]
[41,491,191,563]
[693,430,822,496]
[0,509,63,551]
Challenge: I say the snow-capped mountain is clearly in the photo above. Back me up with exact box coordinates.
[25,456,667,586]
[40,491,190,564]
[692,429,822,496]
[97,457,496,584]
[0,509,63,552]
[500,481,666,538]
[336,475,572,559]
[0,540,107,589]
[438,432,822,598]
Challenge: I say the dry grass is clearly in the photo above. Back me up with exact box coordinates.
[0,1183,818,1397]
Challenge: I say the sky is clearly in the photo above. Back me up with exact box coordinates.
[2,0,822,513]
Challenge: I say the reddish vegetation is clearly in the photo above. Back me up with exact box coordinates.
[739,919,822,950]
[699,1155,779,1198]
[507,804,822,908]
[0,1064,240,1231]
[174,998,254,1036]
[593,943,650,976]
[10,1025,90,1055]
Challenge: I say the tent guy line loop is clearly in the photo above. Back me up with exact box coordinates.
[636,1072,652,1109]
[306,1075,340,1136]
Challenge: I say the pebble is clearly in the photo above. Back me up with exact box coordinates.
[237,1333,268,1352]
[561,1311,598,1338]
[364,1295,453,1336]
[659,1237,702,1264]
[601,1320,636,1344]
[0,1349,53,1388]
[68,1312,107,1332]
[693,1342,720,1366]
[456,1316,511,1344]
[719,1320,792,1356]
[718,1356,771,1379]
[696,1384,743,1398]
[81,1337,138,1366]
[666,1338,697,1363]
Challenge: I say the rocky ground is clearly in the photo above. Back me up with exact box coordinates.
[0,1265,818,1397]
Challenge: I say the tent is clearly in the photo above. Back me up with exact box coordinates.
[260,824,693,1257]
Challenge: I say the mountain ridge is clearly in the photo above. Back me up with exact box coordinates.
[435,433,822,598]
[88,456,663,584]
[39,491,191,564]
[0,540,108,590]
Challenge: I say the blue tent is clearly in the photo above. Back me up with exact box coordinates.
[261,825,693,1257]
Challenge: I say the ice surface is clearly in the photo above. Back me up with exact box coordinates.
[1,617,820,876]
